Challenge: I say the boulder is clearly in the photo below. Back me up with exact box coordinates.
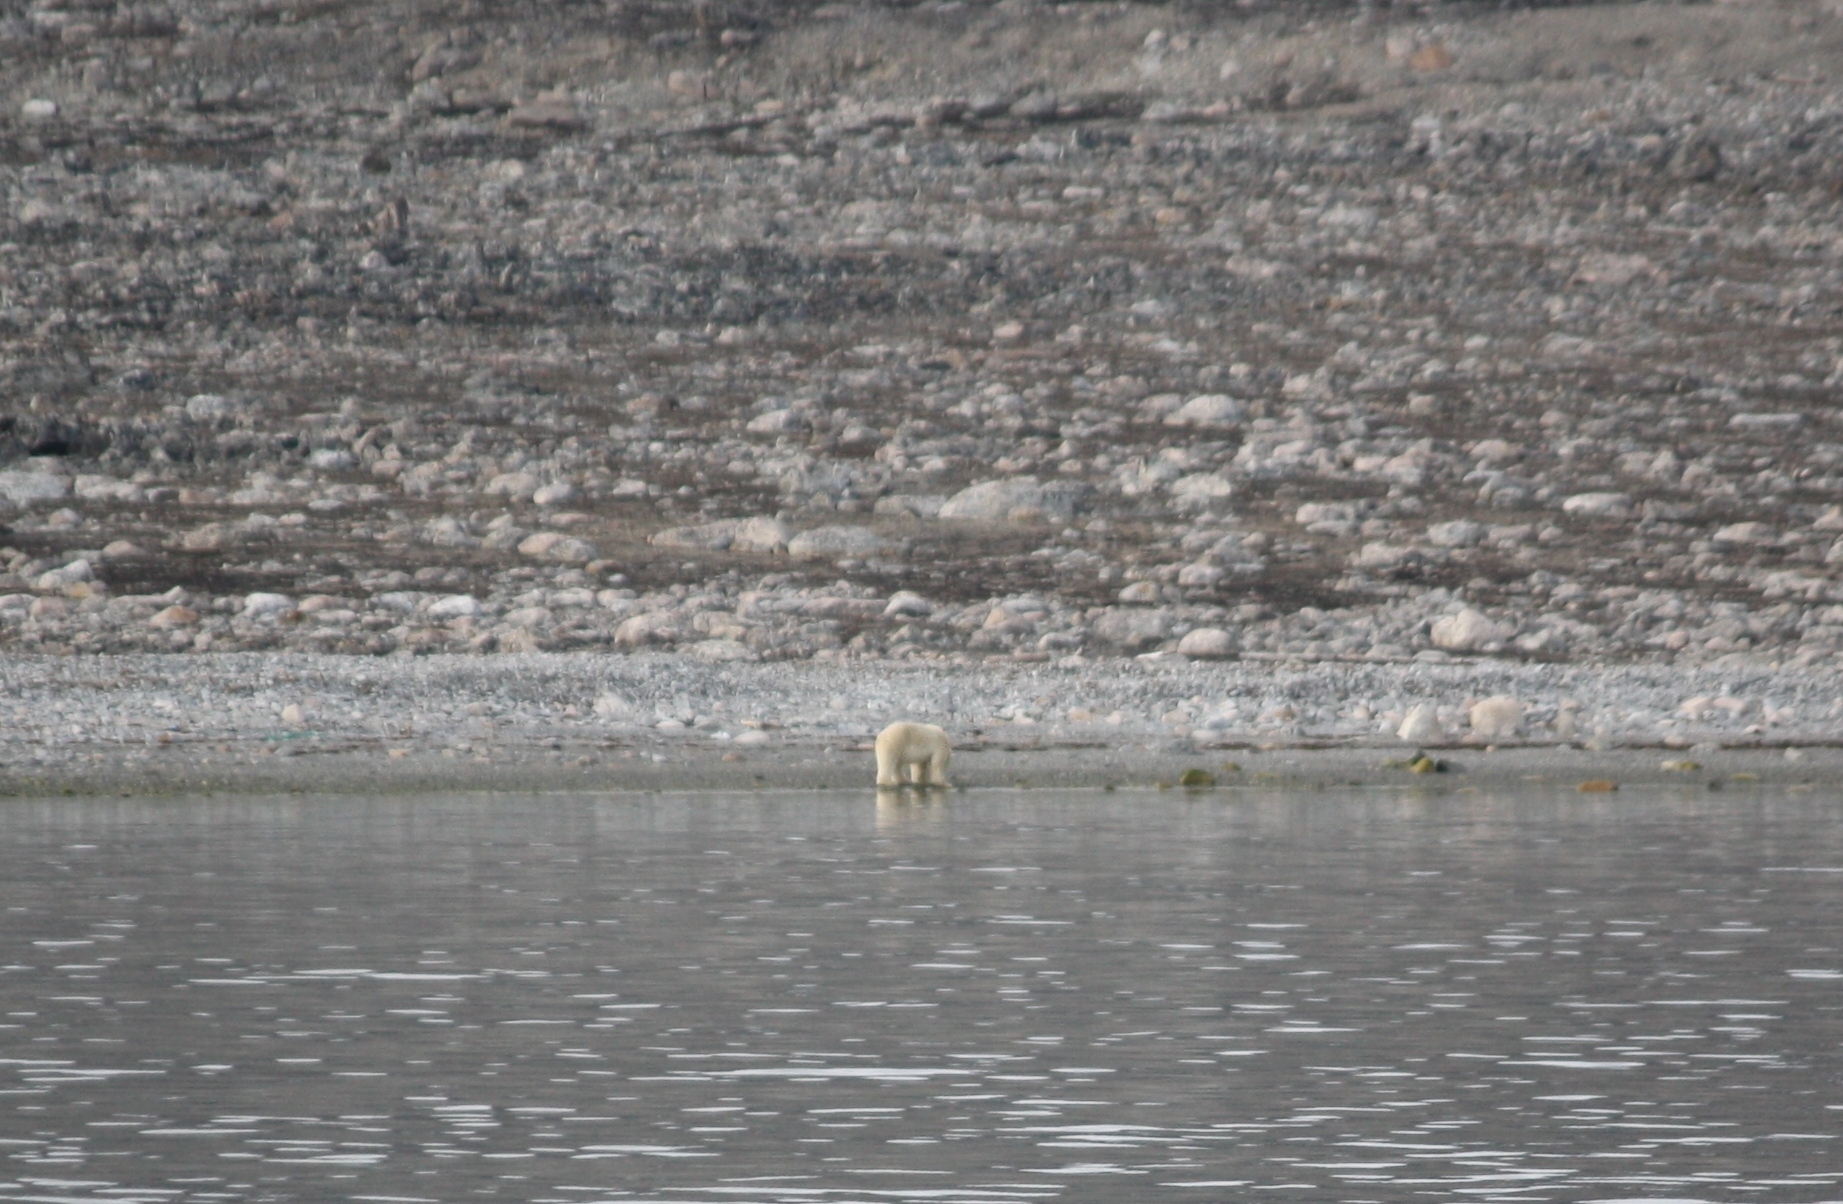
[731,517,792,553]
[1163,394,1245,428]
[1425,520,1486,548]
[1468,695,1523,739]
[1176,627,1237,659]
[428,594,482,619]
[1397,703,1443,743]
[687,638,757,662]
[484,471,541,500]
[1093,607,1172,650]
[0,470,69,507]
[615,611,679,647]
[746,407,808,434]
[1711,522,1775,547]
[940,477,1085,522]
[1169,472,1234,509]
[884,590,933,618]
[243,592,296,617]
[518,532,598,563]
[651,521,741,551]
[941,478,1046,521]
[1560,492,1633,518]
[148,605,200,629]
[1430,608,1510,652]
[787,525,885,560]
[592,692,635,718]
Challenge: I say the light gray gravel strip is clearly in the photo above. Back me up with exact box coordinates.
[4,650,1840,797]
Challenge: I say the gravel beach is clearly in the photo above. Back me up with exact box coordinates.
[5,649,1841,796]
[5,0,1843,792]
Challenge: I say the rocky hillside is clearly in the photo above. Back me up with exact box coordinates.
[4,0,1843,665]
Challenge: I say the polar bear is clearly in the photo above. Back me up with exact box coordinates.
[875,721,952,789]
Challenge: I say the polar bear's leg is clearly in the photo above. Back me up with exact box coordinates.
[875,743,903,788]
[924,746,951,787]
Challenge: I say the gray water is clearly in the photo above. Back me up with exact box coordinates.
[1,788,1840,1204]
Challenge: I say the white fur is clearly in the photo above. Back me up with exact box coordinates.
[875,721,952,788]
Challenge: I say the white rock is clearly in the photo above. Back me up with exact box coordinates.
[423,516,479,548]
[1169,472,1234,508]
[651,521,741,550]
[372,591,425,613]
[484,471,541,500]
[183,393,243,421]
[592,692,635,718]
[1355,542,1415,570]
[0,470,70,507]
[280,703,308,726]
[532,481,576,506]
[501,606,553,629]
[730,517,791,553]
[178,522,231,552]
[74,474,142,502]
[884,590,933,618]
[687,638,757,662]
[1728,412,1802,431]
[243,592,295,616]
[1711,521,1775,547]
[746,407,808,433]
[20,99,58,121]
[1163,394,1245,428]
[427,594,482,619]
[1176,627,1236,659]
[517,532,597,563]
[1117,580,1160,604]
[1468,695,1522,739]
[35,559,93,590]
[787,525,885,560]
[1137,393,1185,420]
[308,448,356,471]
[1296,501,1358,530]
[615,612,679,647]
[1176,562,1223,588]
[1560,492,1633,518]
[1430,607,1510,652]
[1397,703,1443,743]
[1425,520,1486,548]
[940,478,1046,521]
[1093,607,1172,649]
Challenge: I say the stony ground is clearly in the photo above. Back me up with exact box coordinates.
[6,651,1842,797]
[5,0,1843,670]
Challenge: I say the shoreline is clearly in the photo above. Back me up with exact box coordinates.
[5,651,1839,799]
